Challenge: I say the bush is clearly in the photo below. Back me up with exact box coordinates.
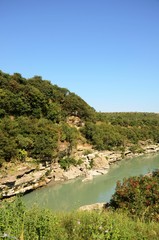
[109,170,159,221]
[58,157,78,170]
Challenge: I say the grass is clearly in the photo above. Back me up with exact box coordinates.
[0,198,159,240]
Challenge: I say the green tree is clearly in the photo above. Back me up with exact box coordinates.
[46,102,62,122]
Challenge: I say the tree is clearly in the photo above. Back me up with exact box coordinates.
[46,102,62,122]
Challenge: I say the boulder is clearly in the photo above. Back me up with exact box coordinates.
[79,202,106,211]
[63,166,83,180]
[87,153,96,160]
[108,153,122,164]
[143,145,159,153]
[93,155,109,169]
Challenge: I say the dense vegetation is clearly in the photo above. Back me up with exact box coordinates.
[0,71,95,121]
[0,170,159,239]
[0,70,159,168]
[1,204,158,240]
[109,169,159,222]
[0,70,95,166]
[82,112,159,150]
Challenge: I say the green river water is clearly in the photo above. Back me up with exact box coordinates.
[23,153,159,211]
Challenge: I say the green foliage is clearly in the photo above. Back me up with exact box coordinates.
[129,145,144,154]
[0,198,25,239]
[83,149,93,156]
[0,117,60,163]
[0,70,95,121]
[29,118,59,162]
[82,112,159,151]
[46,102,62,122]
[0,118,18,161]
[97,112,159,128]
[109,170,159,221]
[1,69,159,167]
[18,149,27,162]
[0,198,159,240]
[90,159,94,168]
[59,157,78,170]
[81,122,124,150]
[0,70,96,166]
[62,92,96,121]
[60,124,78,143]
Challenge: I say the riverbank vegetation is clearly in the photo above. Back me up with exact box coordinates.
[0,170,159,239]
[82,112,159,151]
[109,169,159,222]
[1,203,159,240]
[0,70,159,169]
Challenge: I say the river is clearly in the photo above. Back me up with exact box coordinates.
[23,153,159,211]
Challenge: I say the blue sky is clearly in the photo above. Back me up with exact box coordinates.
[0,0,159,112]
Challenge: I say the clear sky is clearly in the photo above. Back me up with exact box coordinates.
[1,0,159,112]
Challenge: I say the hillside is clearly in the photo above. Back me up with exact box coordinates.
[0,70,95,166]
[0,70,159,199]
[0,70,159,166]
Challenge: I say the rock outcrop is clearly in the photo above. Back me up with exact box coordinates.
[78,202,106,211]
[143,144,159,153]
[0,164,54,199]
[1,142,159,200]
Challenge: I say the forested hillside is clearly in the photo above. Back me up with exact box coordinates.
[83,112,159,151]
[0,70,95,166]
[0,70,159,167]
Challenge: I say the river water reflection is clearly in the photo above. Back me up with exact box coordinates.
[23,153,159,211]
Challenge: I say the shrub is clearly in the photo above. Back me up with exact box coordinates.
[58,157,78,170]
[83,149,93,155]
[109,170,159,221]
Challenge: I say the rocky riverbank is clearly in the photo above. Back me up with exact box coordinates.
[1,143,159,200]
